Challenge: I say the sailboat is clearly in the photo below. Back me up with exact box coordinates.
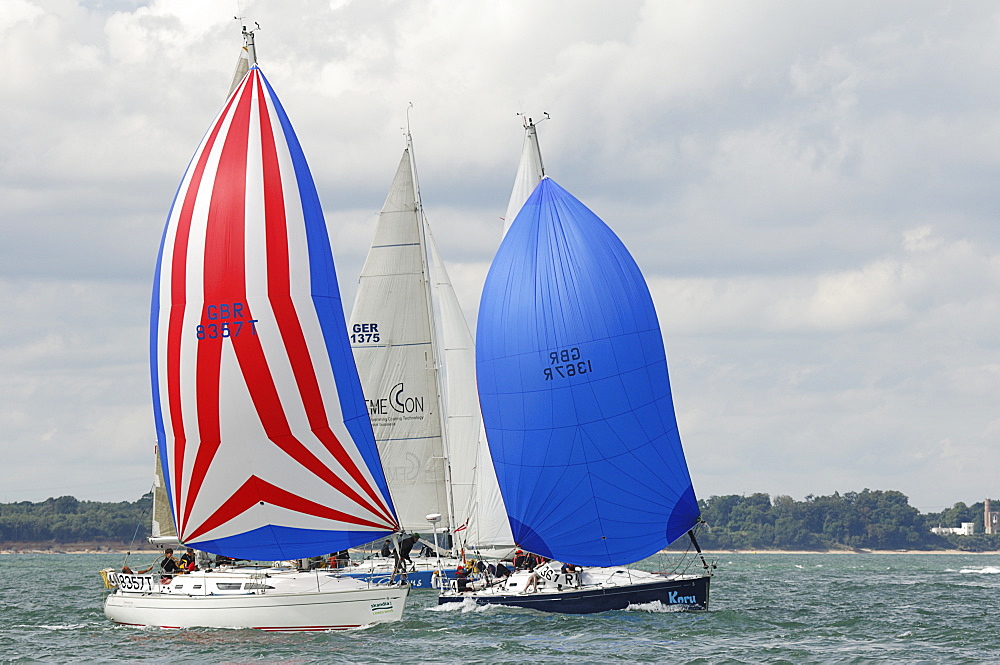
[342,126,514,587]
[437,124,712,613]
[102,28,408,630]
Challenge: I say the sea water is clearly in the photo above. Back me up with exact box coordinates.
[2,552,998,663]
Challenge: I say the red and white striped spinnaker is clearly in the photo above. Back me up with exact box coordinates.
[150,65,397,560]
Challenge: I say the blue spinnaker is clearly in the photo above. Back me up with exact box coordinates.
[476,177,699,567]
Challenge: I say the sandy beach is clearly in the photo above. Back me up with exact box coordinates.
[4,544,999,555]
[704,549,1000,555]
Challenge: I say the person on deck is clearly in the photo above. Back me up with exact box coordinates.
[179,547,198,571]
[513,549,530,570]
[160,549,182,574]
[380,540,392,558]
[522,568,539,594]
[137,548,182,576]
[396,533,420,569]
[454,565,470,592]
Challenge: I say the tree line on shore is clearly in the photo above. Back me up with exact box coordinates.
[2,489,998,551]
[693,490,1000,552]
[0,494,152,546]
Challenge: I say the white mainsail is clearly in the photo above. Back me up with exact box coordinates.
[501,115,546,237]
[349,140,453,536]
[149,444,180,546]
[349,133,514,553]
[228,45,251,97]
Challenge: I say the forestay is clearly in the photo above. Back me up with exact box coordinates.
[501,120,545,237]
[476,177,700,567]
[150,66,397,560]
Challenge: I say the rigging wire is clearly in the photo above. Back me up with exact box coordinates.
[120,483,154,570]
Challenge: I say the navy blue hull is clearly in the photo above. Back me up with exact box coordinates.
[438,575,710,614]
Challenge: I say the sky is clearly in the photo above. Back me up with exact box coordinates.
[1,0,998,513]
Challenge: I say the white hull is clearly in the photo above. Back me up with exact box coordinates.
[104,568,407,631]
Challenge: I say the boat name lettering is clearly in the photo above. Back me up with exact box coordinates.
[667,591,697,605]
[115,573,155,592]
[543,347,593,381]
[351,322,381,344]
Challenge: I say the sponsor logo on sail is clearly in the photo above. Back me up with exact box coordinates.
[367,383,425,417]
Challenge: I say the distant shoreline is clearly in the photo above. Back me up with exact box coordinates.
[0,547,162,555]
[3,546,1000,556]
[702,549,1000,555]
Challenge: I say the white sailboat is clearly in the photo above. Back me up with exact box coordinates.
[344,126,514,585]
[102,28,408,630]
[438,122,713,613]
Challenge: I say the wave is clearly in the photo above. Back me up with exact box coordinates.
[426,598,502,614]
[958,566,1000,574]
[624,600,685,613]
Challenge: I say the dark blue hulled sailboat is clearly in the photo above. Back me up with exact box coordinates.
[438,173,712,613]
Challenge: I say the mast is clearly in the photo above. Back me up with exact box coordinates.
[405,116,458,550]
[501,112,548,238]
[228,21,259,96]
[524,115,545,176]
[242,22,258,66]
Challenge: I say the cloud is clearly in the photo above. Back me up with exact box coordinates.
[1,0,998,512]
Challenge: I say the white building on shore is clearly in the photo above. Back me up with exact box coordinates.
[931,522,975,536]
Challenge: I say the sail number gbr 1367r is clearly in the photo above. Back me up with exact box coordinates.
[544,347,593,380]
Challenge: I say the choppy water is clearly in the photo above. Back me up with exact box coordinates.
[2,552,999,663]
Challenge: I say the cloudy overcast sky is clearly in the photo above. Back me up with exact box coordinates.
[2,0,997,512]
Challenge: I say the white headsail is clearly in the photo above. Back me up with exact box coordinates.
[501,114,546,237]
